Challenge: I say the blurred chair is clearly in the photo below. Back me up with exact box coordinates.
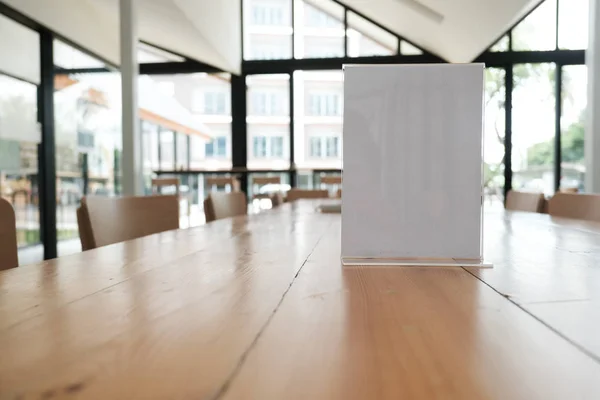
[320,175,342,197]
[270,192,284,208]
[560,187,579,193]
[152,177,190,224]
[152,178,180,196]
[204,192,247,223]
[505,190,544,213]
[286,189,329,202]
[252,176,281,196]
[548,192,600,222]
[77,195,179,251]
[336,189,342,198]
[252,176,282,208]
[0,198,18,270]
[206,176,240,192]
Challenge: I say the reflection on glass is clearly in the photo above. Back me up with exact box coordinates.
[561,65,587,191]
[0,74,39,248]
[511,63,556,196]
[558,0,589,50]
[246,74,290,169]
[293,70,343,170]
[347,11,397,57]
[244,0,293,60]
[54,72,122,247]
[512,0,557,51]
[484,68,506,207]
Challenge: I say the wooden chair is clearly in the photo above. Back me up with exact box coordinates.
[206,176,240,192]
[0,198,18,270]
[336,189,342,198]
[270,192,284,208]
[320,176,342,186]
[204,192,247,223]
[152,178,180,196]
[76,195,179,251]
[286,189,329,202]
[548,192,600,222]
[505,190,544,213]
[560,187,579,193]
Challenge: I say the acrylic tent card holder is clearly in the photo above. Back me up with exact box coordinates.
[341,64,491,267]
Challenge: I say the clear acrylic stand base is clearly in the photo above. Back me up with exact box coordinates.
[341,257,493,268]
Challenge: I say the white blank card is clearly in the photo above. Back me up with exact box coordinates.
[341,64,485,263]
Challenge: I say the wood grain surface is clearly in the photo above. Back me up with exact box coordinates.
[1,202,600,399]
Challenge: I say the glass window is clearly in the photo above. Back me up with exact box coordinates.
[558,0,589,50]
[561,65,587,191]
[294,70,343,169]
[271,136,284,157]
[490,35,510,52]
[176,132,188,169]
[244,0,293,60]
[400,41,423,55]
[512,63,556,196]
[54,71,122,250]
[203,92,227,114]
[326,136,340,157]
[253,136,268,157]
[309,137,322,157]
[0,13,40,84]
[308,136,340,158]
[250,91,286,115]
[295,0,345,59]
[247,74,290,169]
[0,74,40,250]
[142,121,159,182]
[308,93,342,116]
[512,0,557,51]
[160,130,175,169]
[484,68,506,207]
[205,136,228,157]
[347,12,397,57]
[53,39,106,69]
[143,73,232,169]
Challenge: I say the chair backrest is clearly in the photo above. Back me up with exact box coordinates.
[548,192,600,222]
[152,178,180,196]
[286,189,329,202]
[204,192,247,223]
[505,190,544,213]
[320,176,342,185]
[77,195,179,250]
[560,187,579,193]
[253,176,281,186]
[270,192,284,207]
[77,204,95,251]
[206,176,241,192]
[0,198,18,270]
[336,188,342,198]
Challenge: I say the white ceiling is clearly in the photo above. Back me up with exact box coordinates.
[337,0,544,61]
[0,0,545,74]
[0,0,241,74]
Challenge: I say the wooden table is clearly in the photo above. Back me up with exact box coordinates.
[1,201,600,399]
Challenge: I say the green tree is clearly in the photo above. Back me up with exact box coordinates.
[562,117,584,163]
[526,114,585,166]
